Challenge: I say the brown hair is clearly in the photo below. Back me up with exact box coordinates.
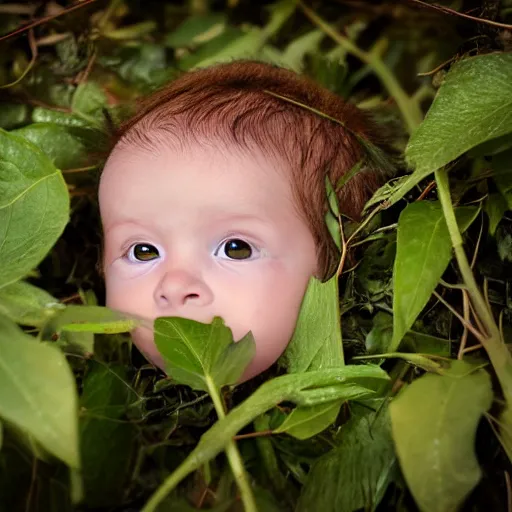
[111,60,390,281]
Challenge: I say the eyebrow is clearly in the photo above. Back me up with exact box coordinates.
[104,212,270,234]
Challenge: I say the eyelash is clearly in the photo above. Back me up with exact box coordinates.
[122,236,261,263]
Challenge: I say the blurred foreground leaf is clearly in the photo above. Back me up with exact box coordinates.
[0,130,69,289]
[0,315,80,468]
[390,360,493,512]
[0,280,56,326]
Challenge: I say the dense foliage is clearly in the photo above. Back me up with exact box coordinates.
[1,1,512,511]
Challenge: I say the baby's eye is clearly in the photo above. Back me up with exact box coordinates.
[216,238,255,260]
[126,243,160,262]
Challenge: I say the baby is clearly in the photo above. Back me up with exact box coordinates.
[99,60,384,382]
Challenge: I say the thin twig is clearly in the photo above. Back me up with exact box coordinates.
[62,165,99,174]
[0,0,99,42]
[506,471,512,512]
[418,56,457,77]
[337,214,347,277]
[458,290,470,359]
[0,28,37,89]
[471,214,484,269]
[416,180,436,201]
[233,430,273,441]
[25,456,38,512]
[75,49,97,85]
[461,343,483,354]
[468,298,488,338]
[405,0,512,30]
[433,290,486,343]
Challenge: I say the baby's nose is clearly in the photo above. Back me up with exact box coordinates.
[154,269,213,310]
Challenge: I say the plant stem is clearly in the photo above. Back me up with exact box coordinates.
[142,377,258,512]
[435,167,512,399]
[206,377,258,512]
[298,1,423,133]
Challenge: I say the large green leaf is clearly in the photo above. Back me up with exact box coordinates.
[0,280,57,326]
[0,315,80,468]
[297,408,396,512]
[0,129,69,289]
[390,361,493,512]
[154,316,256,391]
[390,202,478,352]
[388,53,512,205]
[278,271,345,439]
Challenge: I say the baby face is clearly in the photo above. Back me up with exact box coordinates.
[99,136,318,381]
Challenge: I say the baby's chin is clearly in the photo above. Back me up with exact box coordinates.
[130,326,265,383]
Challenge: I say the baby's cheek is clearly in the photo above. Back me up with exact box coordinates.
[104,270,150,315]
[132,326,165,370]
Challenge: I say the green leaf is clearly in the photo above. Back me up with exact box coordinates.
[0,280,57,326]
[51,305,138,334]
[280,29,324,71]
[154,316,256,391]
[103,21,157,40]
[71,82,108,116]
[0,103,29,130]
[80,362,137,507]
[390,360,493,512]
[0,315,80,468]
[273,400,343,439]
[297,408,396,512]
[389,53,512,205]
[32,107,92,128]
[107,44,167,86]
[469,133,512,157]
[41,305,138,354]
[165,14,227,48]
[485,193,507,236]
[283,276,344,373]
[12,123,90,170]
[0,129,69,289]
[143,366,389,510]
[390,201,478,352]
[492,148,512,209]
[183,28,266,70]
[262,0,297,39]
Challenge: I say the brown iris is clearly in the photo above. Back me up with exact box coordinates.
[132,243,159,261]
[224,239,252,260]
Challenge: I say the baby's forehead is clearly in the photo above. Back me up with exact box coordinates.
[103,126,293,183]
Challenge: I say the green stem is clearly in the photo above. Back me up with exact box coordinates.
[435,167,512,399]
[298,1,423,134]
[142,377,258,512]
[206,377,258,512]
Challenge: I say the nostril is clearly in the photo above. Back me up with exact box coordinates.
[186,293,200,301]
